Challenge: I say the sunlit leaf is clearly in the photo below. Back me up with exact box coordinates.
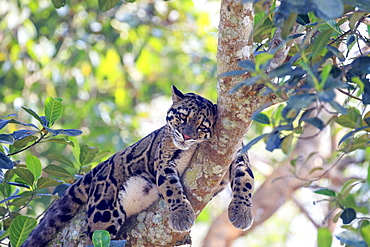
[318,228,332,247]
[44,138,75,147]
[361,223,370,246]
[44,165,72,178]
[281,133,293,154]
[25,155,42,181]
[47,153,75,169]
[44,97,63,127]
[80,145,99,166]
[92,230,111,247]
[9,215,37,247]
[21,107,43,125]
[339,126,369,146]
[13,168,34,187]
[99,0,120,12]
[314,188,336,197]
[36,177,62,189]
[51,0,65,8]
[312,31,331,59]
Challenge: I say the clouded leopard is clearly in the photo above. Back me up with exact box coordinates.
[22,86,254,247]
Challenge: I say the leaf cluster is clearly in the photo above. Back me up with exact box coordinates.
[223,7,370,155]
[313,177,370,247]
[0,98,109,246]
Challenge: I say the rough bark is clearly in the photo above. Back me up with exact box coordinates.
[48,1,275,246]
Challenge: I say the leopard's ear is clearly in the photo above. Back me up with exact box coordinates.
[171,85,185,102]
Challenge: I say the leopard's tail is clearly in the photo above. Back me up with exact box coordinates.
[21,175,91,247]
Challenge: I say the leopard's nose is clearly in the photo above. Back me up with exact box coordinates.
[183,134,192,140]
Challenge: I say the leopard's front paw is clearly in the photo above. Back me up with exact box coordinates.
[168,202,195,232]
[228,200,253,230]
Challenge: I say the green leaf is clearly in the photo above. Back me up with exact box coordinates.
[36,177,62,190]
[281,12,298,40]
[21,107,43,125]
[51,0,65,8]
[314,188,336,197]
[99,0,120,12]
[25,155,42,180]
[47,153,75,169]
[9,215,37,247]
[44,165,72,178]
[318,228,332,247]
[79,145,99,166]
[281,134,293,154]
[69,137,81,165]
[339,126,369,146]
[255,52,274,69]
[44,138,75,147]
[305,117,324,130]
[340,208,356,224]
[92,230,111,247]
[44,97,63,127]
[361,223,370,246]
[12,135,38,150]
[13,168,34,187]
[252,113,270,125]
[312,31,332,59]
[0,152,14,169]
[340,178,364,199]
[335,116,358,129]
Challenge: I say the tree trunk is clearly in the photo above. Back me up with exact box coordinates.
[48,1,275,246]
[202,112,337,247]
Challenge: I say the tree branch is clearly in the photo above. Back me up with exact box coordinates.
[48,1,274,246]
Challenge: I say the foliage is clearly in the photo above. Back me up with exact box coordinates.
[86,230,126,247]
[0,99,110,245]
[0,0,369,246]
[222,0,370,245]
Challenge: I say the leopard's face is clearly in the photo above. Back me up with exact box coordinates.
[166,86,217,150]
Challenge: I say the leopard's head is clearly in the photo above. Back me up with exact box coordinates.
[166,85,217,150]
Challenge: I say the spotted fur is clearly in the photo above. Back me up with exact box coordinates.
[22,86,254,247]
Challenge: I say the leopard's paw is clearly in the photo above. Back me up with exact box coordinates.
[228,200,253,230]
[168,202,195,232]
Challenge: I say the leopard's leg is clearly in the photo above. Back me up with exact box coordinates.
[86,178,122,240]
[227,151,254,230]
[156,162,195,232]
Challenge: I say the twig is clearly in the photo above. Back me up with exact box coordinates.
[7,132,47,156]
